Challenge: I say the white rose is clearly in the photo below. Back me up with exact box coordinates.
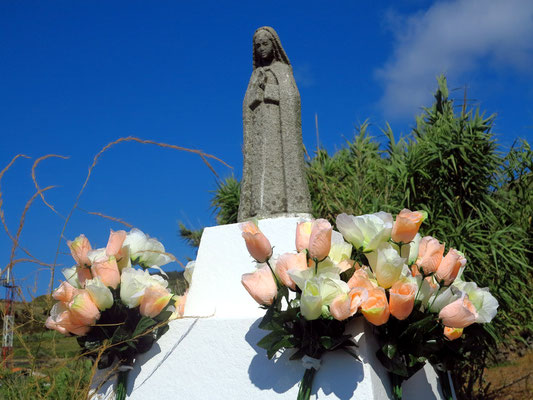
[453,281,499,323]
[85,276,114,310]
[62,266,81,289]
[123,228,174,268]
[120,267,168,308]
[336,212,393,252]
[366,242,406,289]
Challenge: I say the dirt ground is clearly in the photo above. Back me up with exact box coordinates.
[483,351,533,400]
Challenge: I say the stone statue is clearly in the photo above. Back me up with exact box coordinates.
[238,26,312,221]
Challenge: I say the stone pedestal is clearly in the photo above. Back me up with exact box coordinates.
[92,217,451,399]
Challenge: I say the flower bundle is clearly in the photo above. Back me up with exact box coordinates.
[241,210,498,399]
[336,209,499,399]
[240,219,361,400]
[46,228,186,400]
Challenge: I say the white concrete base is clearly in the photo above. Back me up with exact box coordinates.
[92,217,450,399]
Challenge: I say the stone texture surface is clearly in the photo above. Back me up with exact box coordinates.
[92,217,449,399]
[238,27,312,221]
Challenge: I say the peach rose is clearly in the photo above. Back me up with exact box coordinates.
[416,236,445,275]
[68,290,100,326]
[140,285,173,318]
[52,281,78,303]
[361,287,390,326]
[308,219,332,260]
[295,221,313,252]
[389,280,417,320]
[347,268,375,290]
[443,326,463,341]
[91,257,121,289]
[439,295,478,328]
[275,252,307,290]
[105,229,127,257]
[435,248,466,286]
[337,259,355,273]
[330,287,369,321]
[240,221,272,263]
[391,209,427,244]
[47,311,91,336]
[76,266,92,287]
[67,234,92,267]
[241,265,277,306]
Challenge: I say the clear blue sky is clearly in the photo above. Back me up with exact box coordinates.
[1,0,532,298]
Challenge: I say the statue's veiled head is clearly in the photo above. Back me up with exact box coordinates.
[252,26,290,69]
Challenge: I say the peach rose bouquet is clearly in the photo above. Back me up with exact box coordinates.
[240,219,360,400]
[46,228,185,400]
[336,209,499,400]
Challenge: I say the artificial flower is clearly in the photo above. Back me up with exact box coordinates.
[444,326,463,341]
[453,281,499,324]
[52,281,77,303]
[123,228,174,268]
[120,267,168,308]
[68,290,100,326]
[415,236,445,275]
[439,295,478,328]
[366,242,406,289]
[67,234,92,267]
[241,265,277,306]
[275,252,307,290]
[85,276,114,310]
[336,212,392,252]
[295,221,312,252]
[90,256,121,289]
[308,219,332,260]
[62,266,81,289]
[240,221,272,263]
[389,280,417,320]
[391,209,427,244]
[140,285,173,318]
[105,229,127,257]
[435,248,466,286]
[361,287,390,326]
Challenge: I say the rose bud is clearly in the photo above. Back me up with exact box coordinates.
[389,280,417,320]
[444,326,463,341]
[308,219,332,260]
[140,284,173,318]
[105,229,127,258]
[361,287,390,326]
[240,221,272,263]
[416,236,445,275]
[241,265,277,306]
[295,221,312,252]
[435,248,466,286]
[67,234,92,267]
[391,209,427,243]
[275,252,307,290]
[439,295,478,329]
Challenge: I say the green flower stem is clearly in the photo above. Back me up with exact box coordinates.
[266,259,282,289]
[115,369,129,400]
[391,373,404,400]
[297,367,317,400]
[428,286,442,313]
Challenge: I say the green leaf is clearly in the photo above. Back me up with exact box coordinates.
[320,336,333,350]
[382,343,397,359]
[133,316,157,338]
[340,266,355,282]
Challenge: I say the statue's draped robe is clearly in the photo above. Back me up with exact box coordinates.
[239,61,312,221]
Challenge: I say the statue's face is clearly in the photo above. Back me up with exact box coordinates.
[254,31,274,62]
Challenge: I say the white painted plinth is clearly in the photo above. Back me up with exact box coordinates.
[92,217,449,399]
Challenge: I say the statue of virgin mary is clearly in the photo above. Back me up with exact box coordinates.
[238,26,312,221]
